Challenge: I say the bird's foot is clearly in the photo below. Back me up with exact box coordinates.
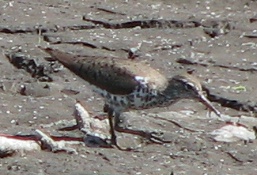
[108,135,137,152]
[114,144,135,151]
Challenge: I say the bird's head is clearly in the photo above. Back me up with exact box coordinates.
[168,73,221,117]
[171,74,203,99]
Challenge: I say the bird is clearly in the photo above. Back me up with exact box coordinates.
[39,46,221,150]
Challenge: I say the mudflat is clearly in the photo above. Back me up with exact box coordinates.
[0,0,257,174]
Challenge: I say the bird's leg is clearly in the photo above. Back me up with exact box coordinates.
[114,115,168,144]
[103,104,109,113]
[106,107,134,151]
[107,109,117,146]
[106,105,168,148]
[105,104,118,146]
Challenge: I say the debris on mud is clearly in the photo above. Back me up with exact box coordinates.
[4,48,62,82]
[210,122,257,142]
[0,102,112,157]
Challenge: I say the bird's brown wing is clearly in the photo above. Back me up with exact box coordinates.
[39,47,167,95]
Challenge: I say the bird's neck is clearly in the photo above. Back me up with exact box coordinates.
[157,79,190,105]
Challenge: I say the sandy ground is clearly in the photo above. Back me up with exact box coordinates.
[0,0,257,174]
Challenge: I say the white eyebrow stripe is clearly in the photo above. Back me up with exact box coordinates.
[180,78,201,92]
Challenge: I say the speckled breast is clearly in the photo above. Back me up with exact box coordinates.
[92,80,176,115]
[94,85,168,112]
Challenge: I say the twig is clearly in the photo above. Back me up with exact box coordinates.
[34,129,77,154]
[154,115,204,132]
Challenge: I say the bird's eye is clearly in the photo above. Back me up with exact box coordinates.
[184,83,194,91]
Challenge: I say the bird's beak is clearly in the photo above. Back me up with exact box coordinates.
[198,93,221,118]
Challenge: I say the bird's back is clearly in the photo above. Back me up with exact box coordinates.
[39,47,168,95]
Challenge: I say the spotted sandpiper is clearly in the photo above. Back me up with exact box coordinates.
[39,46,221,149]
